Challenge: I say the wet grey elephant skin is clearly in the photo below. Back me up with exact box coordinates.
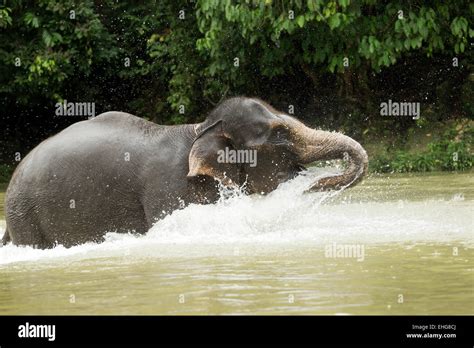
[2,97,368,248]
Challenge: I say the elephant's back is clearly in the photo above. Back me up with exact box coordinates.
[15,111,157,171]
[9,113,144,184]
[5,112,153,246]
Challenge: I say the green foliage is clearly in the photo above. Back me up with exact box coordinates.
[146,2,204,120]
[0,0,118,102]
[0,164,14,183]
[0,0,472,178]
[195,0,471,83]
[1,0,471,116]
[370,122,474,173]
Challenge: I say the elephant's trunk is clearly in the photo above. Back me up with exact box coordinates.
[295,126,368,191]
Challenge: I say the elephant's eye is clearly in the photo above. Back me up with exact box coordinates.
[269,126,289,145]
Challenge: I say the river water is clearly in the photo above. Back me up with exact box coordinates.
[0,170,472,314]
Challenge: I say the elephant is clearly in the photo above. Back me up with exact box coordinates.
[2,97,368,248]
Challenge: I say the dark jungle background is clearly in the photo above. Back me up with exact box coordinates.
[0,0,472,183]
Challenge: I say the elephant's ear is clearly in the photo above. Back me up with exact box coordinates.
[187,121,241,186]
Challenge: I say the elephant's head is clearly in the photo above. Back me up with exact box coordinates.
[188,97,368,194]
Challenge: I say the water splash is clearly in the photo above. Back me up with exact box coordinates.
[0,168,472,266]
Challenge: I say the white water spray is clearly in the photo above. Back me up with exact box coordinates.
[0,168,472,266]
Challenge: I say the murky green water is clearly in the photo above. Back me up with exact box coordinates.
[0,172,473,314]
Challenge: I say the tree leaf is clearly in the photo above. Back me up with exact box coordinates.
[296,15,305,28]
